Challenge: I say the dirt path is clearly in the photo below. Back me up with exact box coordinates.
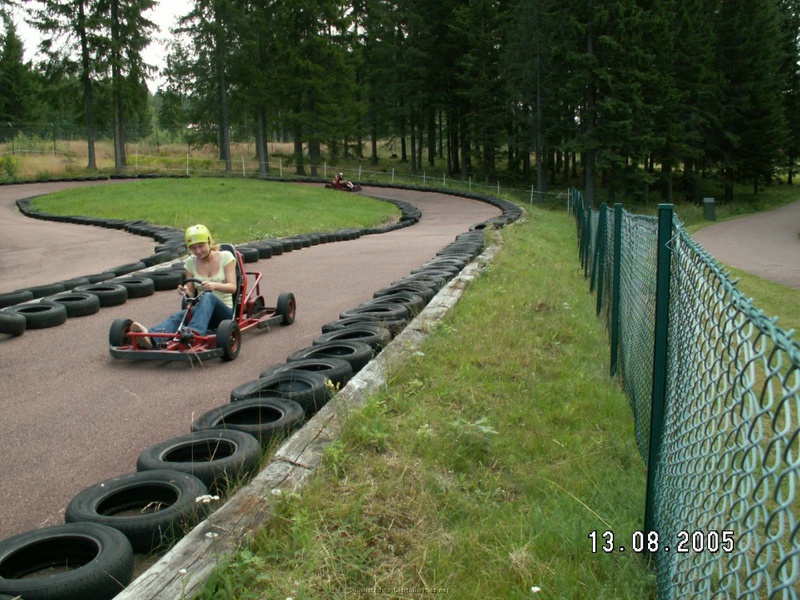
[691,199,800,289]
[0,180,500,542]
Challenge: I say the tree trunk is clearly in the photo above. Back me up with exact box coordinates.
[77,0,96,171]
[110,0,125,171]
[256,107,269,177]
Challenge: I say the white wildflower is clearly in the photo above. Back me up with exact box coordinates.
[179,569,187,575]
[195,494,220,504]
[205,532,219,540]
[531,586,542,594]
[271,488,283,497]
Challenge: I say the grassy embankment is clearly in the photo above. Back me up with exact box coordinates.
[31,177,797,598]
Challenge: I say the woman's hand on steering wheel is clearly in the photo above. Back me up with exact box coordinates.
[180,278,207,304]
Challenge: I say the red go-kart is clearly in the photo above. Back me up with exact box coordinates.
[108,244,296,362]
[325,176,362,192]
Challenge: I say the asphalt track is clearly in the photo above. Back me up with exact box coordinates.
[692,198,800,289]
[0,180,501,542]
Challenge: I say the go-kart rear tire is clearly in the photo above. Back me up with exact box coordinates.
[277,292,296,325]
[216,319,241,361]
[0,522,133,600]
[109,318,133,347]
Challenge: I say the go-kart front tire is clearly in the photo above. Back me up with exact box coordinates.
[216,319,241,361]
[277,292,296,325]
[109,318,133,347]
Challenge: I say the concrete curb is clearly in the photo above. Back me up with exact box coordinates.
[113,241,501,600]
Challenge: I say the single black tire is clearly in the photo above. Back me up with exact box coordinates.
[375,281,435,304]
[64,470,210,554]
[109,318,133,347]
[216,319,241,361]
[15,283,66,299]
[340,301,409,322]
[5,301,68,329]
[192,397,305,444]
[74,283,128,307]
[313,323,391,351]
[231,370,329,414]
[287,340,374,375]
[136,429,262,493]
[47,292,101,318]
[112,276,156,299]
[359,291,425,316]
[321,315,407,338]
[0,290,34,309]
[56,277,92,291]
[0,311,26,336]
[0,522,134,600]
[141,269,183,291]
[277,292,296,325]
[259,357,353,389]
[104,261,146,277]
[84,272,115,284]
[237,246,260,263]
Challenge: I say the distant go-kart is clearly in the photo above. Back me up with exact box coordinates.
[108,244,295,362]
[325,177,362,192]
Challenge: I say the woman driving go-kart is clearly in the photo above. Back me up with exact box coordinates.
[109,224,296,362]
[131,224,235,347]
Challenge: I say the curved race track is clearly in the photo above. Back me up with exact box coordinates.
[0,180,501,542]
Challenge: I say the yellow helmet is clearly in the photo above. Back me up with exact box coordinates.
[185,224,212,246]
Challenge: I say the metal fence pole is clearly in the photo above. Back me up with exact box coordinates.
[644,203,674,543]
[610,203,623,375]
[593,203,608,312]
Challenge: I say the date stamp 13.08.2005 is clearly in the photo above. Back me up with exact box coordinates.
[588,530,736,554]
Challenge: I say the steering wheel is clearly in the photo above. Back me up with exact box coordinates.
[182,278,208,305]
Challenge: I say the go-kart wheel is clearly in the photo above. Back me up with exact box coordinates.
[109,317,133,346]
[277,292,296,325]
[249,295,266,317]
[216,319,241,361]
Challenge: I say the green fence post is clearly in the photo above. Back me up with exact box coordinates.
[583,209,592,276]
[592,203,608,305]
[610,203,623,375]
[644,203,674,545]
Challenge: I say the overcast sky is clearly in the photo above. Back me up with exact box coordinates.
[11,0,192,91]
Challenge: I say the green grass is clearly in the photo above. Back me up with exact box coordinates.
[29,178,400,244]
[194,210,656,600]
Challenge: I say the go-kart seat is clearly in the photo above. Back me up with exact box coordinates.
[219,243,244,317]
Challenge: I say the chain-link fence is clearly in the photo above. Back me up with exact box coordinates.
[572,189,800,599]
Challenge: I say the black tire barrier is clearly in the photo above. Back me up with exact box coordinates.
[64,470,211,554]
[136,430,262,493]
[73,283,128,307]
[47,292,102,318]
[287,340,375,375]
[141,251,180,267]
[230,371,329,415]
[313,323,391,352]
[192,397,305,445]
[258,357,354,389]
[0,290,33,309]
[397,272,450,290]
[4,301,68,329]
[0,312,26,336]
[0,522,134,600]
[321,314,408,338]
[111,276,156,299]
